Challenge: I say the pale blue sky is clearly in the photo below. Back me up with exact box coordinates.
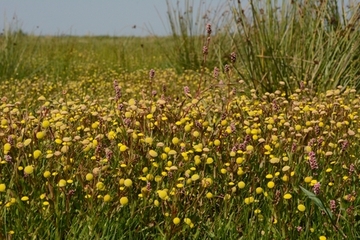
[0,0,232,36]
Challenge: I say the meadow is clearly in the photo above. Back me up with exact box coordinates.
[0,0,360,239]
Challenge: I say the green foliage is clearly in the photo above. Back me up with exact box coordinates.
[230,0,360,94]
[160,0,232,72]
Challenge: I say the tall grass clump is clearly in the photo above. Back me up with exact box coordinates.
[0,21,41,80]
[229,0,360,95]
[160,0,232,72]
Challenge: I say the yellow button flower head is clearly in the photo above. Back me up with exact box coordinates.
[157,190,168,200]
[119,145,128,152]
[4,143,11,153]
[85,173,94,181]
[23,139,32,146]
[103,194,111,202]
[206,192,213,199]
[43,171,51,178]
[120,196,128,205]
[149,150,158,158]
[297,204,306,212]
[124,179,133,187]
[172,137,180,145]
[206,158,214,164]
[21,196,29,201]
[184,218,192,225]
[191,174,200,181]
[36,131,45,139]
[246,145,254,152]
[193,131,200,137]
[107,131,116,140]
[267,181,275,189]
[0,183,6,192]
[173,217,181,225]
[96,182,105,191]
[256,187,263,194]
[24,166,34,175]
[33,150,42,159]
[238,181,246,189]
[58,179,67,187]
[42,120,50,128]
[283,193,292,199]
[244,196,255,204]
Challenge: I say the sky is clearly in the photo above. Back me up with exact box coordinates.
[0,0,232,36]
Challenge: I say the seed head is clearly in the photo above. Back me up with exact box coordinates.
[308,151,318,170]
[149,69,155,79]
[213,67,219,78]
[184,86,190,95]
[313,182,321,195]
[203,46,208,55]
[230,52,236,63]
[206,23,212,35]
[224,64,230,73]
[330,200,336,213]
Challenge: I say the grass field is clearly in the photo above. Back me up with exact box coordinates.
[0,0,360,239]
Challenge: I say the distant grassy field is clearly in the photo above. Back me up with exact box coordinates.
[0,0,360,239]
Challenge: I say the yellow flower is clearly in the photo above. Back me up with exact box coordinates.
[192,131,200,137]
[21,196,29,201]
[206,158,214,164]
[124,179,133,187]
[244,197,255,204]
[206,192,213,199]
[4,143,11,153]
[107,131,116,140]
[23,139,32,146]
[103,194,111,202]
[191,174,200,181]
[214,139,221,146]
[283,193,292,199]
[172,137,180,145]
[85,173,93,181]
[42,120,50,128]
[238,181,246,189]
[120,196,128,205]
[33,150,42,159]
[58,179,67,187]
[246,145,254,152]
[255,187,263,194]
[173,217,181,225]
[267,181,275,189]
[0,183,6,192]
[184,218,192,225]
[297,204,306,212]
[304,176,312,183]
[43,171,51,178]
[319,236,327,240]
[36,131,45,139]
[304,146,312,153]
[119,145,128,152]
[157,190,168,200]
[96,182,105,191]
[24,166,34,175]
[149,150,158,158]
